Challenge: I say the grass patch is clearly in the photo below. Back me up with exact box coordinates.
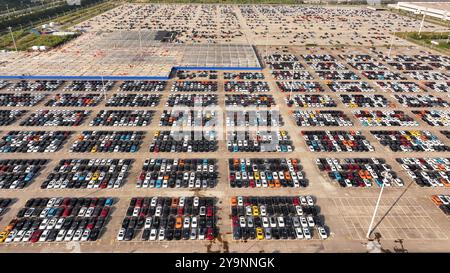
[0,1,117,51]
[396,31,450,55]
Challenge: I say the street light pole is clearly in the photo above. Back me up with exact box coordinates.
[366,181,385,239]
[8,27,18,52]
[418,13,425,37]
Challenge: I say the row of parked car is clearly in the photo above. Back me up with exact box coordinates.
[375,81,424,93]
[0,198,12,217]
[44,94,103,107]
[340,94,391,108]
[286,94,337,108]
[0,197,114,243]
[137,158,217,189]
[106,94,161,107]
[392,94,449,108]
[171,81,218,92]
[224,81,270,93]
[159,110,217,127]
[226,130,293,152]
[424,82,450,93]
[412,110,450,127]
[231,196,328,240]
[226,110,283,127]
[166,94,218,107]
[0,93,46,107]
[353,110,418,127]
[302,130,374,152]
[0,131,71,153]
[0,110,27,126]
[149,130,218,153]
[64,80,115,92]
[226,94,276,107]
[308,61,347,71]
[7,80,64,92]
[117,197,217,241]
[272,71,313,80]
[371,130,449,152]
[405,71,449,81]
[20,110,90,127]
[317,157,403,188]
[0,159,48,189]
[224,72,264,80]
[41,159,132,189]
[70,131,144,153]
[398,158,450,187]
[229,158,307,188]
[176,70,217,80]
[326,81,375,93]
[316,71,359,81]
[90,110,154,127]
[120,81,167,92]
[431,195,450,215]
[276,81,324,93]
[293,110,352,127]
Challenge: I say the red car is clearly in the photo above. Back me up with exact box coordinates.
[30,230,43,243]
[62,207,72,217]
[206,228,215,240]
[206,206,213,217]
[232,216,238,227]
[100,207,110,218]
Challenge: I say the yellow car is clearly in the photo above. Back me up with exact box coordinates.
[252,206,259,216]
[91,146,97,153]
[256,228,264,240]
[92,172,100,181]
[254,172,260,180]
[0,231,9,243]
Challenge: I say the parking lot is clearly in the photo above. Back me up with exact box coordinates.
[0,3,450,253]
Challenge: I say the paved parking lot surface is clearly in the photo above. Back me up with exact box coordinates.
[0,4,450,253]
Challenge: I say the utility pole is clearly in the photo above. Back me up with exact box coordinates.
[418,13,425,37]
[387,33,395,58]
[366,181,385,239]
[8,27,18,52]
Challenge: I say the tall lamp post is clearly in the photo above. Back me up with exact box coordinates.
[366,180,385,239]
[8,27,18,52]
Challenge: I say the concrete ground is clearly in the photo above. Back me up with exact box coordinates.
[0,43,449,252]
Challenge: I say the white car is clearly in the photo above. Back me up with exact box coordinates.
[277,217,285,228]
[158,229,165,241]
[295,228,304,239]
[73,229,83,241]
[81,229,91,241]
[56,229,67,242]
[303,228,311,239]
[149,229,158,241]
[39,230,50,242]
[317,226,328,240]
[144,217,152,229]
[117,228,126,241]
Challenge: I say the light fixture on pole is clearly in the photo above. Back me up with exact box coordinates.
[366,180,385,239]
[8,27,18,52]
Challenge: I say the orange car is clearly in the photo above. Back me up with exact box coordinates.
[440,178,450,187]
[268,180,275,188]
[5,219,17,232]
[230,197,237,206]
[358,170,366,179]
[171,198,178,207]
[284,171,291,180]
[431,195,443,205]
[274,180,281,188]
[175,217,183,229]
